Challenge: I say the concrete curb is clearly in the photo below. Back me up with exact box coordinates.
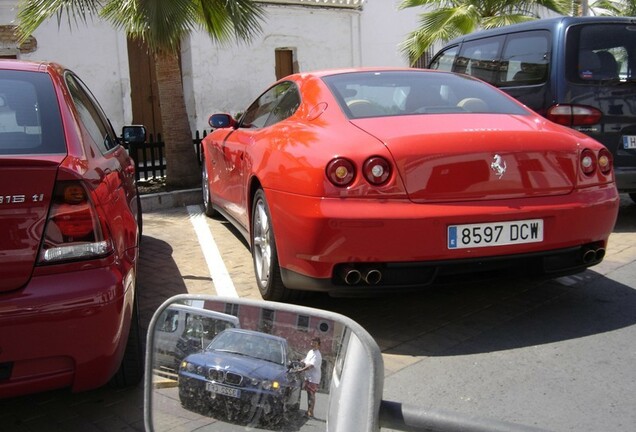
[140,188,202,212]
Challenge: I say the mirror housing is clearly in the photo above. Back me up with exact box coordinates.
[208,113,237,129]
[121,125,146,146]
[144,294,384,432]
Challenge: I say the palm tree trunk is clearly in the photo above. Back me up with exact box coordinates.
[154,50,200,188]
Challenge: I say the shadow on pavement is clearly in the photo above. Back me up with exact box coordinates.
[138,235,190,346]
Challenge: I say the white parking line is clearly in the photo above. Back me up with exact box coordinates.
[187,205,238,298]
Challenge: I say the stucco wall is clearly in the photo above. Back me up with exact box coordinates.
[359,0,419,67]
[185,4,363,131]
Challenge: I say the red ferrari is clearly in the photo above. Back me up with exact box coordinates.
[0,60,145,398]
[201,68,619,301]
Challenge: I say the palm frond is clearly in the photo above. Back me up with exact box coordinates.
[16,0,101,42]
[400,5,479,64]
[197,0,265,44]
[398,0,458,10]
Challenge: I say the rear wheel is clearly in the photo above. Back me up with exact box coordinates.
[202,159,218,217]
[109,292,144,387]
[136,188,143,239]
[251,189,295,301]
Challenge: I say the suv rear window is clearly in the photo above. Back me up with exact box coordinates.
[0,70,65,155]
[566,23,636,83]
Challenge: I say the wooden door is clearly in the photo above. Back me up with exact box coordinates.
[127,38,162,137]
[275,49,294,80]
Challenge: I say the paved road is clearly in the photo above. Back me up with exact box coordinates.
[1,194,635,431]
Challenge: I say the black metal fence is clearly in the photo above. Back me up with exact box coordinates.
[127,130,209,181]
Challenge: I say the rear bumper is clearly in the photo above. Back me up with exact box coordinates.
[0,255,136,398]
[265,185,619,292]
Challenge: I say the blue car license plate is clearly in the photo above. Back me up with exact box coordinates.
[206,382,240,398]
[448,219,543,249]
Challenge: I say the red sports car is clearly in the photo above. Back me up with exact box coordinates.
[201,68,619,301]
[0,60,145,398]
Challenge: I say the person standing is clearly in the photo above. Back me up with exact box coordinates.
[297,337,322,418]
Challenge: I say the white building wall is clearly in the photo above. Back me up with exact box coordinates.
[185,4,362,131]
[359,0,420,67]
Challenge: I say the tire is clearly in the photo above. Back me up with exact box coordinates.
[109,293,144,388]
[629,193,636,204]
[202,158,218,217]
[136,188,143,239]
[251,189,295,301]
[179,391,195,410]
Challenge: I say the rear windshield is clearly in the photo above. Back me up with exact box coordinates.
[566,23,636,83]
[0,70,65,155]
[322,71,528,119]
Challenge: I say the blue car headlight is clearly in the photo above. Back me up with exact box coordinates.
[261,380,281,391]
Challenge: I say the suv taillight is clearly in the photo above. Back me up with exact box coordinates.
[38,181,113,264]
[546,104,602,127]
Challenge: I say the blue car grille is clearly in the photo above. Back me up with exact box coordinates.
[207,368,244,386]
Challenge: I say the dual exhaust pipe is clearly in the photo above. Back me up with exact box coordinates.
[340,266,382,286]
[582,247,606,264]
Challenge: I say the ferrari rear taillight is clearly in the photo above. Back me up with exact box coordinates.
[579,148,613,178]
[580,149,596,175]
[363,156,391,185]
[326,158,355,187]
[38,181,112,264]
[598,148,612,175]
[546,104,602,127]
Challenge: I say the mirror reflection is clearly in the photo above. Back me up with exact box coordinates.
[150,298,348,431]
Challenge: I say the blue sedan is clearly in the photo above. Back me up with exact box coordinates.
[178,328,302,425]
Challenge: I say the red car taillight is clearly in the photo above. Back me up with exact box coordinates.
[38,181,113,264]
[546,104,602,127]
[326,158,356,187]
[579,148,613,178]
[363,156,391,185]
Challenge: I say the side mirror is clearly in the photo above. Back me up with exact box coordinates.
[208,113,237,129]
[144,294,383,431]
[144,295,550,432]
[122,125,146,146]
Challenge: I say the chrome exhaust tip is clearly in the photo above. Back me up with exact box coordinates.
[364,269,382,285]
[595,248,606,261]
[340,267,362,285]
[582,249,597,264]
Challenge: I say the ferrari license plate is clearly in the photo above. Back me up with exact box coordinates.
[206,382,240,398]
[623,135,636,149]
[448,219,543,249]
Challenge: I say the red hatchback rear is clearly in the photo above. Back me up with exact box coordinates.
[0,60,144,398]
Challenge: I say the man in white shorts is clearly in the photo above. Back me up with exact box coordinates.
[297,337,322,418]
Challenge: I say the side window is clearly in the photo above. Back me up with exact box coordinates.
[456,36,504,85]
[158,310,179,333]
[500,31,550,86]
[240,81,298,129]
[265,84,300,126]
[429,46,459,72]
[66,73,117,153]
